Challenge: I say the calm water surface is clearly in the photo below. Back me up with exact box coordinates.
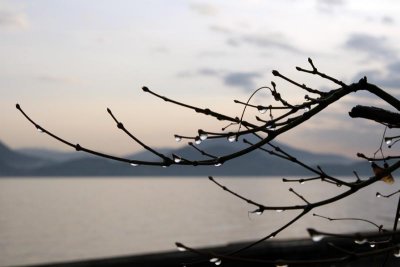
[0,177,397,266]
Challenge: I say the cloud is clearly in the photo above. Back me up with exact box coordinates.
[382,16,394,25]
[317,0,344,6]
[189,3,218,16]
[343,33,397,59]
[316,0,345,13]
[198,68,222,76]
[388,61,400,73]
[0,10,28,29]
[208,22,303,54]
[181,68,264,91]
[223,72,262,90]
[221,33,302,53]
[226,38,240,47]
[209,25,232,34]
[240,34,302,53]
[176,68,223,78]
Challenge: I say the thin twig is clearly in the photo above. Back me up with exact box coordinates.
[313,213,384,231]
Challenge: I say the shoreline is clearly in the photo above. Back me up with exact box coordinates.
[20,237,400,267]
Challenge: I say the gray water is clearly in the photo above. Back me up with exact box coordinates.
[0,177,398,266]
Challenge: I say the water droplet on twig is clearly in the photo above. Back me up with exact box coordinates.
[228,135,236,142]
[354,238,367,245]
[210,258,221,264]
[258,107,267,114]
[394,248,400,257]
[173,155,182,163]
[199,133,208,141]
[251,208,264,215]
[175,242,186,252]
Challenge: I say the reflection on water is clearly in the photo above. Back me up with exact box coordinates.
[0,177,397,266]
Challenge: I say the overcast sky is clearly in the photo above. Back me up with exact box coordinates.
[1,0,400,158]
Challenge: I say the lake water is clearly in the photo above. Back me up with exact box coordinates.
[0,177,398,266]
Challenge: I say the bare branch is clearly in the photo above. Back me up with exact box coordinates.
[16,59,400,265]
[376,190,400,199]
[313,213,384,231]
[272,69,324,96]
[296,57,348,87]
[107,108,170,161]
[349,105,400,127]
[289,187,310,204]
[142,86,258,129]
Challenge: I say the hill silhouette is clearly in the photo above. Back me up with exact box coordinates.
[0,139,374,177]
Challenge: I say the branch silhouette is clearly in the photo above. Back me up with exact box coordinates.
[17,58,400,265]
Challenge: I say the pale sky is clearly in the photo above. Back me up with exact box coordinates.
[1,0,400,158]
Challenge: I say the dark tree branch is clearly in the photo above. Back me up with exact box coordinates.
[296,57,348,88]
[142,86,259,129]
[283,176,321,184]
[307,228,400,242]
[17,61,400,169]
[289,187,310,204]
[272,69,324,96]
[16,104,159,166]
[243,138,352,187]
[313,213,384,231]
[17,59,400,265]
[107,108,170,161]
[377,190,400,199]
[357,152,400,162]
[188,142,218,159]
[203,160,400,258]
[178,229,400,267]
[349,105,400,127]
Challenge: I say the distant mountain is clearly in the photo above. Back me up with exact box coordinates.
[0,159,20,176]
[0,141,48,172]
[0,139,380,177]
[26,147,373,177]
[16,148,88,163]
